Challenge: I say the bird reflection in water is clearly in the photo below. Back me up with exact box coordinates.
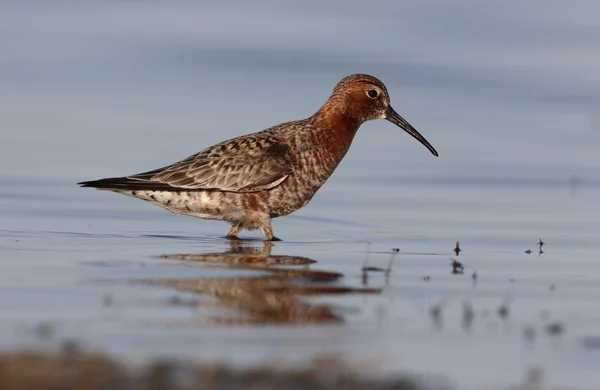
[142,241,380,325]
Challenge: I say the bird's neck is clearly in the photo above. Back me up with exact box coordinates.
[311,100,362,159]
[299,101,363,184]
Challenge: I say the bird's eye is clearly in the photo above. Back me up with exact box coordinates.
[367,89,379,98]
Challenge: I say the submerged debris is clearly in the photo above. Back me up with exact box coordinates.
[453,241,461,256]
[498,300,510,319]
[450,258,464,274]
[430,304,443,330]
[581,336,600,350]
[545,322,565,337]
[362,266,386,272]
[462,301,475,332]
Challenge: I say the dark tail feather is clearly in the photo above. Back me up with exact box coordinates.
[78,177,179,191]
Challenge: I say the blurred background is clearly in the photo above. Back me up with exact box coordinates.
[1,1,599,389]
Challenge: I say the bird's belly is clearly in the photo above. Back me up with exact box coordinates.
[124,189,247,222]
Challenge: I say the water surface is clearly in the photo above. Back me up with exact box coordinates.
[1,1,600,389]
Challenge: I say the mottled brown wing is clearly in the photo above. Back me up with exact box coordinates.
[128,138,293,192]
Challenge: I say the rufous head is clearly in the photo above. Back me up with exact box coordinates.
[328,74,438,156]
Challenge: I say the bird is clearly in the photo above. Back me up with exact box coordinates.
[79,74,438,240]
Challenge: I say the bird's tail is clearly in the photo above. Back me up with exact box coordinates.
[78,177,135,189]
[77,176,176,191]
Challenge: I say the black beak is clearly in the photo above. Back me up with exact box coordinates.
[385,106,438,156]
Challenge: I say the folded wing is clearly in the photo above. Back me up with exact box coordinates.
[79,136,294,193]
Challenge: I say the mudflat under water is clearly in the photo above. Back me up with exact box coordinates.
[1,1,600,389]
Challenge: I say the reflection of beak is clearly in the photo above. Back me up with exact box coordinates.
[385,106,438,156]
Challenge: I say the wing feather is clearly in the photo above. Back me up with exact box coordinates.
[127,134,294,192]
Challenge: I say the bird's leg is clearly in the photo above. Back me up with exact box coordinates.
[226,223,244,240]
[260,222,281,241]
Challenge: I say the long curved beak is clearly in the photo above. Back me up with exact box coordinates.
[385,106,438,157]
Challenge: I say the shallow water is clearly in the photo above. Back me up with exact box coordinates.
[1,1,600,389]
